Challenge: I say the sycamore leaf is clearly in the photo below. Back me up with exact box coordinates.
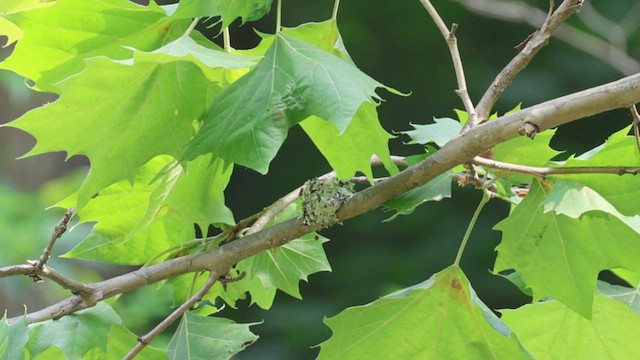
[8,56,218,209]
[319,266,531,359]
[494,181,640,318]
[501,292,640,359]
[543,179,640,234]
[403,117,462,147]
[172,0,273,27]
[597,281,640,312]
[237,233,331,302]
[491,129,561,183]
[167,313,258,360]
[0,315,27,360]
[383,168,452,220]
[562,126,640,215]
[83,325,168,359]
[25,303,120,360]
[301,103,397,180]
[62,155,233,265]
[183,34,394,173]
[0,0,190,91]
[138,34,259,81]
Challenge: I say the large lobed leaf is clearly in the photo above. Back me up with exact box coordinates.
[494,180,640,318]
[8,55,219,210]
[501,290,640,359]
[182,33,394,174]
[167,313,258,360]
[61,155,234,265]
[0,0,190,91]
[319,266,531,359]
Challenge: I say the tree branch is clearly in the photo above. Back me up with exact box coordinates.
[472,156,640,177]
[470,0,584,126]
[454,0,640,76]
[10,72,640,325]
[123,271,220,359]
[419,0,478,126]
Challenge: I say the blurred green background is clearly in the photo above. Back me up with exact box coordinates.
[1,1,638,358]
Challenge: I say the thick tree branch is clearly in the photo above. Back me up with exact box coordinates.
[472,156,640,177]
[10,72,640,325]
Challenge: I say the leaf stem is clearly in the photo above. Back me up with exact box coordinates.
[185,17,201,36]
[332,0,341,21]
[453,190,490,268]
[223,27,232,53]
[275,0,282,34]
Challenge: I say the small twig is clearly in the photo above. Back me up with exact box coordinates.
[419,0,478,127]
[453,0,640,76]
[123,271,220,360]
[630,104,640,154]
[351,176,388,184]
[245,186,303,236]
[370,154,408,167]
[37,265,93,295]
[31,208,74,280]
[472,156,640,177]
[469,0,584,127]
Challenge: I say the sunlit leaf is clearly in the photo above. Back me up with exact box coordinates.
[501,292,640,359]
[301,103,398,180]
[8,56,218,209]
[0,0,189,91]
[63,155,233,265]
[494,181,640,318]
[167,313,258,360]
[319,266,531,359]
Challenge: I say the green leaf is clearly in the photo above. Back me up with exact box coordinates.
[183,34,394,173]
[403,117,462,147]
[383,170,453,220]
[543,179,640,234]
[0,0,189,91]
[501,292,640,359]
[0,315,27,360]
[562,126,640,216]
[491,129,561,183]
[25,303,121,360]
[167,313,258,360]
[80,324,168,360]
[319,266,531,359]
[494,181,640,318]
[238,232,331,303]
[301,103,398,180]
[597,281,640,313]
[8,56,217,209]
[173,0,273,27]
[139,34,260,81]
[63,155,234,265]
